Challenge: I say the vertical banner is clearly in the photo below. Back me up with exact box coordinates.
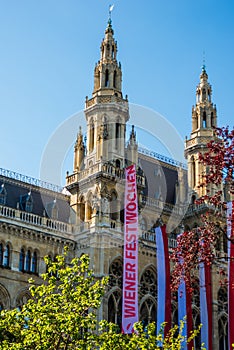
[122,164,139,334]
[178,277,193,350]
[199,262,212,349]
[178,278,187,349]
[155,225,171,338]
[227,201,234,348]
[177,234,193,350]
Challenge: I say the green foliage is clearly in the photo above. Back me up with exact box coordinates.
[0,249,202,349]
[98,320,204,349]
[0,249,108,349]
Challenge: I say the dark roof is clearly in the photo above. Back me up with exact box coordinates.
[0,176,71,223]
[139,154,179,204]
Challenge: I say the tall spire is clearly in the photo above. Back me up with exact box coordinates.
[190,65,217,133]
[91,16,123,99]
[185,66,218,197]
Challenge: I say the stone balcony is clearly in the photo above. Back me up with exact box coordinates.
[66,162,145,188]
[0,204,74,239]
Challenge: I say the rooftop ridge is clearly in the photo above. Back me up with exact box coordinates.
[138,145,187,170]
[0,167,63,193]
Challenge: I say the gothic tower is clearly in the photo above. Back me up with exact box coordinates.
[66,18,130,239]
[85,18,129,168]
[185,66,217,199]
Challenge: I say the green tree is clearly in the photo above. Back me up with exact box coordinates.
[0,250,108,349]
[0,250,201,349]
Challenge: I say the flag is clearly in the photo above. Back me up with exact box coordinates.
[227,201,234,347]
[199,262,212,349]
[122,164,138,333]
[155,225,171,339]
[177,234,193,350]
[109,4,114,12]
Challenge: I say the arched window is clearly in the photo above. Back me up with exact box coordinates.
[208,89,211,102]
[31,251,37,274]
[211,112,214,127]
[20,192,33,212]
[202,111,207,128]
[25,250,31,272]
[140,267,157,298]
[0,184,7,205]
[108,290,122,329]
[115,119,121,149]
[109,259,123,289]
[218,287,228,313]
[110,192,118,221]
[19,248,25,272]
[3,244,10,267]
[191,157,196,188]
[140,298,156,328]
[0,243,3,265]
[113,70,117,88]
[80,197,85,231]
[89,120,94,152]
[219,315,228,350]
[16,291,31,310]
[105,69,109,87]
[202,88,206,101]
[197,90,200,103]
[86,194,93,221]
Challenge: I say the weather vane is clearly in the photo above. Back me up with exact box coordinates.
[109,4,114,21]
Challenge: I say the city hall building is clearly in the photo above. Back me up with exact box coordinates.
[0,19,231,349]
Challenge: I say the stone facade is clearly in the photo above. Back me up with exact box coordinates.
[0,19,230,349]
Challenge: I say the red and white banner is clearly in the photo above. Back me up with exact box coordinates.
[178,265,193,350]
[155,225,171,338]
[227,201,234,348]
[122,164,139,334]
[199,262,212,349]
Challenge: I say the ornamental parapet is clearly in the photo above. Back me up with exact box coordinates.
[185,136,213,149]
[66,163,145,187]
[85,94,128,108]
[0,204,74,236]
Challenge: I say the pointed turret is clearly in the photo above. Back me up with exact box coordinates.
[84,19,129,166]
[74,126,85,171]
[92,18,122,98]
[126,125,138,165]
[191,65,217,134]
[185,66,218,197]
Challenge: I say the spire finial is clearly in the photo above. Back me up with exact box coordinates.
[202,50,206,72]
[108,4,114,24]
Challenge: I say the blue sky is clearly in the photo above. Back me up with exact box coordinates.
[0,1,233,184]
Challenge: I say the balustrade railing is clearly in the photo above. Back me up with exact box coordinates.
[0,205,72,234]
[138,146,187,170]
[0,167,63,193]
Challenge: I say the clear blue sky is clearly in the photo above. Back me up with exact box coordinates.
[0,1,233,184]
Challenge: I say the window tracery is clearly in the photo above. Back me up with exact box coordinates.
[140,298,156,328]
[108,259,123,289]
[108,289,122,328]
[140,267,157,298]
